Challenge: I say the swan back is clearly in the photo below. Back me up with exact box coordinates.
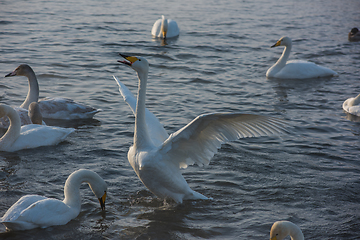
[151,15,179,39]
[270,221,304,240]
[267,36,337,79]
[1,169,106,231]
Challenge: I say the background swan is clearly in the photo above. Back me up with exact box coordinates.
[0,106,32,129]
[343,93,360,116]
[270,221,304,240]
[28,102,44,124]
[151,15,179,39]
[348,28,360,42]
[0,104,74,152]
[5,64,102,120]
[117,54,288,204]
[266,36,338,79]
[1,169,107,231]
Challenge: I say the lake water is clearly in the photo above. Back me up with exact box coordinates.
[0,0,359,239]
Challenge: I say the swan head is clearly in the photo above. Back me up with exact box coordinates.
[5,64,34,78]
[88,175,107,211]
[28,102,43,125]
[118,54,149,74]
[271,36,292,48]
[270,221,302,240]
[161,15,168,39]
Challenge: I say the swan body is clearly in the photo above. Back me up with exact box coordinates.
[348,28,360,42]
[0,107,32,129]
[270,221,304,240]
[343,93,360,116]
[0,104,74,152]
[1,169,107,231]
[117,54,288,204]
[5,64,102,120]
[151,15,179,39]
[266,36,338,79]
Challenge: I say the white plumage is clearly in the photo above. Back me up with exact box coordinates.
[116,54,288,204]
[1,169,107,231]
[270,221,304,240]
[0,104,74,152]
[151,15,179,39]
[266,36,338,79]
[343,93,360,116]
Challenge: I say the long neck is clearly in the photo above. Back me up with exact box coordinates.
[350,94,360,106]
[275,43,292,69]
[288,222,304,240]
[20,69,39,109]
[63,170,99,212]
[134,71,152,149]
[0,106,21,150]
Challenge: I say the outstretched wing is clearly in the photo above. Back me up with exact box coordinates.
[159,113,288,168]
[113,76,169,146]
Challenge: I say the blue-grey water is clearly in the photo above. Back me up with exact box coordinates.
[1,0,359,239]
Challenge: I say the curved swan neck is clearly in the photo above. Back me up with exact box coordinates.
[20,68,39,110]
[0,105,21,150]
[351,94,360,106]
[275,42,292,69]
[63,170,100,210]
[134,71,153,149]
[287,222,304,240]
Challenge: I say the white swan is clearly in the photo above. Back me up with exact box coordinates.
[151,15,179,39]
[116,54,289,204]
[343,93,360,116]
[348,28,360,42]
[0,107,32,129]
[5,64,102,120]
[1,169,107,231]
[270,221,304,240]
[266,36,338,79]
[0,104,74,152]
[113,75,168,147]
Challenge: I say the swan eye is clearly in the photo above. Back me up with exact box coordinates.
[139,59,141,61]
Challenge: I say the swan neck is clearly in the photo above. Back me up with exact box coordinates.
[351,94,360,106]
[134,71,152,149]
[20,69,39,109]
[0,106,21,150]
[288,222,304,240]
[63,170,99,211]
[276,43,292,68]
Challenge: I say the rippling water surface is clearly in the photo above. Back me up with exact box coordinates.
[1,0,359,239]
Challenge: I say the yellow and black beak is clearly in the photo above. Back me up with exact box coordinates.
[98,192,106,211]
[271,40,282,48]
[118,53,139,66]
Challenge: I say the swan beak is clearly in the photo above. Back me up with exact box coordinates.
[98,192,106,211]
[270,237,277,240]
[118,53,139,66]
[5,71,16,77]
[271,40,282,48]
[162,30,167,39]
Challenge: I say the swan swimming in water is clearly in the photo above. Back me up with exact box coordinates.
[4,64,102,120]
[266,36,338,79]
[151,15,179,39]
[348,28,360,42]
[0,103,74,152]
[1,169,107,231]
[343,93,360,116]
[270,221,304,240]
[116,54,289,204]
